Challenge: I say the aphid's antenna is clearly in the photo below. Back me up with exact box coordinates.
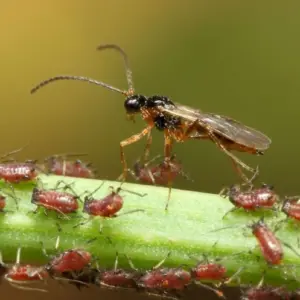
[30,75,128,95]
[97,44,134,95]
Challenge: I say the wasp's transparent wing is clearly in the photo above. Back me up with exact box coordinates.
[158,103,271,151]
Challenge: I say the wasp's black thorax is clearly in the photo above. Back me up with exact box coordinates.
[146,95,181,131]
[124,94,181,131]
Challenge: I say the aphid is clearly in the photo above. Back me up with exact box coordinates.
[31,181,79,218]
[137,253,224,298]
[4,248,49,292]
[191,261,227,282]
[44,153,96,178]
[0,161,38,184]
[31,44,271,210]
[220,184,279,219]
[77,183,145,231]
[250,219,283,265]
[281,196,300,221]
[96,252,138,289]
[139,267,192,291]
[45,237,92,276]
[209,219,299,266]
[241,277,290,300]
[242,286,290,300]
[126,154,191,186]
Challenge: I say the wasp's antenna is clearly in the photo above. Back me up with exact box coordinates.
[97,44,134,95]
[30,75,127,95]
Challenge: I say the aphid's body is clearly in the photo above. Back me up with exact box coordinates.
[83,190,123,217]
[77,185,144,231]
[31,44,272,210]
[138,268,191,291]
[6,265,48,282]
[47,249,91,275]
[282,197,300,221]
[46,158,95,178]
[222,184,278,212]
[97,269,138,289]
[130,155,187,186]
[191,262,227,281]
[31,188,79,214]
[251,220,283,265]
[0,163,38,183]
[241,286,290,300]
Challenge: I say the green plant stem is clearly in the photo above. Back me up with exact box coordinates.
[1,174,300,288]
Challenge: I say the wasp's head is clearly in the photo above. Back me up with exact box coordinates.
[124,94,147,114]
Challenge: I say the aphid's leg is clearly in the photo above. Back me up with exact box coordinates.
[219,187,229,197]
[2,190,19,211]
[221,266,244,287]
[120,125,154,182]
[54,180,76,192]
[53,276,90,287]
[163,131,174,211]
[6,281,48,293]
[193,281,225,299]
[81,182,105,199]
[143,291,178,300]
[39,203,70,220]
[280,240,300,258]
[273,217,288,232]
[73,217,92,229]
[152,252,171,270]
[115,209,145,218]
[25,159,38,164]
[124,254,139,271]
[222,207,238,219]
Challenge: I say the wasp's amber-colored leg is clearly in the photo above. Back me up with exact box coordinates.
[163,131,174,211]
[142,131,153,163]
[184,119,257,184]
[120,125,154,182]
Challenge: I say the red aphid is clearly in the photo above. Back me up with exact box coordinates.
[242,286,290,300]
[222,184,278,211]
[191,262,227,281]
[47,157,95,178]
[4,248,49,292]
[0,162,38,183]
[6,265,49,282]
[131,155,185,186]
[251,220,283,265]
[282,196,300,221]
[83,188,123,217]
[97,269,138,289]
[31,188,79,215]
[47,249,92,274]
[138,268,191,290]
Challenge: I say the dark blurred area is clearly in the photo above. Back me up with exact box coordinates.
[1,0,300,299]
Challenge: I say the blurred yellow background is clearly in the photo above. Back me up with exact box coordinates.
[1,0,300,195]
[1,1,300,299]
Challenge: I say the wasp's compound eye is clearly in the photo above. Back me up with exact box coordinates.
[124,95,147,113]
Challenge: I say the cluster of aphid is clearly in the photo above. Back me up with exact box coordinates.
[6,235,298,300]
